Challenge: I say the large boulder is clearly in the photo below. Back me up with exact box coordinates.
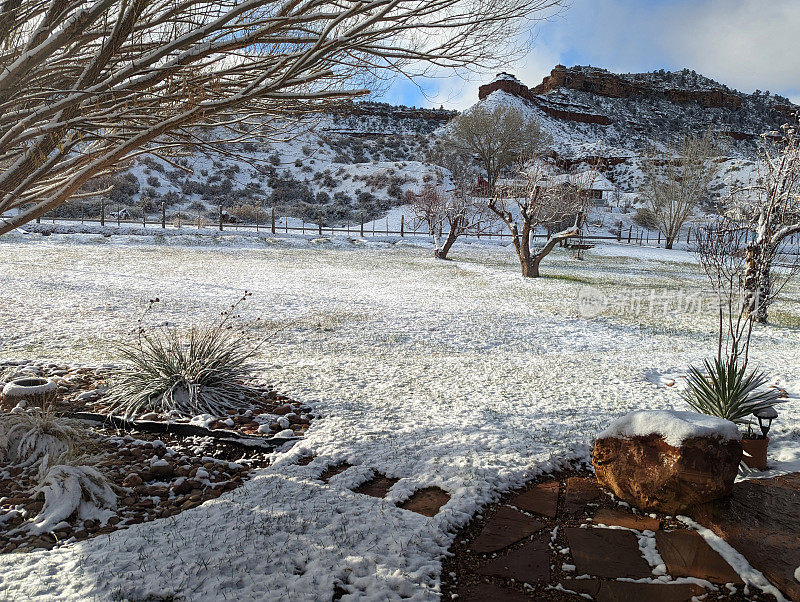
[592,410,742,513]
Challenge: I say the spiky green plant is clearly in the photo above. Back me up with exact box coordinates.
[681,358,783,424]
[107,322,259,419]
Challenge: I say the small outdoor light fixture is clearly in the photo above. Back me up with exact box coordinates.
[754,406,778,438]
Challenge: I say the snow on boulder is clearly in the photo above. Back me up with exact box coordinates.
[593,410,742,513]
[597,410,740,448]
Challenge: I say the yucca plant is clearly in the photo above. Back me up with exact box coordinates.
[682,358,783,424]
[107,293,264,419]
[107,324,259,419]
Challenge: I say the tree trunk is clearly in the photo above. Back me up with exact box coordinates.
[435,229,459,260]
[524,256,541,277]
[744,242,771,323]
[664,235,674,250]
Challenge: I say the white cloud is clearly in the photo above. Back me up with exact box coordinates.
[665,0,800,95]
[385,0,800,109]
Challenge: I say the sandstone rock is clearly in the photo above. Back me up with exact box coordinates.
[122,473,143,488]
[593,434,740,513]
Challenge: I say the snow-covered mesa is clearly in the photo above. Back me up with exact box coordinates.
[598,410,741,447]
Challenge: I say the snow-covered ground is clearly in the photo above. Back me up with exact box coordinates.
[0,232,799,600]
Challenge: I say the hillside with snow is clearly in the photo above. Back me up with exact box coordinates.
[42,66,795,228]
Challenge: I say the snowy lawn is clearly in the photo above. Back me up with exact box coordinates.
[0,231,799,600]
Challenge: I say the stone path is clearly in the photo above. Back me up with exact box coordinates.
[442,471,800,601]
[300,453,800,601]
[310,456,452,517]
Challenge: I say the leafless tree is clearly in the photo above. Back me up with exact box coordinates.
[411,181,493,260]
[641,132,718,249]
[735,122,800,323]
[443,103,551,194]
[0,0,565,234]
[696,218,757,366]
[489,161,592,277]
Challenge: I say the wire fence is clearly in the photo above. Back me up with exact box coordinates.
[30,212,688,247]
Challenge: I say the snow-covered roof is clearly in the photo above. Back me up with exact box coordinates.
[598,410,740,447]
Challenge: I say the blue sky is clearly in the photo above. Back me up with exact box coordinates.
[379,0,800,110]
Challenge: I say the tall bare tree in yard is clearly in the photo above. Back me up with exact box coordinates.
[444,103,551,194]
[737,122,800,323]
[489,162,591,277]
[642,132,718,249]
[0,0,565,235]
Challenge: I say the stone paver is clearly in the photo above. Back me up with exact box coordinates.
[655,529,743,584]
[458,583,529,602]
[319,463,352,483]
[592,508,660,531]
[470,506,546,553]
[691,474,800,599]
[397,487,450,517]
[562,579,706,602]
[353,474,398,498]
[563,477,601,514]
[565,527,652,578]
[476,534,550,583]
[509,480,559,518]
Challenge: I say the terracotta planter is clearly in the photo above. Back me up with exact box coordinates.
[741,437,769,471]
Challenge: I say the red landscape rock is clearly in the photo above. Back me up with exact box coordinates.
[592,508,660,531]
[476,534,550,583]
[470,506,546,554]
[563,476,601,514]
[565,527,652,578]
[562,579,707,602]
[655,530,742,584]
[397,487,450,517]
[592,434,741,513]
[509,480,559,518]
[353,474,398,498]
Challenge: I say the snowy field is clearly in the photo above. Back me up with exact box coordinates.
[1,231,799,600]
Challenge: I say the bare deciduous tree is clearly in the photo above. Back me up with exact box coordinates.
[412,181,493,260]
[0,0,565,234]
[489,161,592,277]
[444,103,551,194]
[736,123,800,323]
[641,132,718,249]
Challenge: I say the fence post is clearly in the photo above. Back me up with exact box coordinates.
[117,205,120,226]
[218,205,223,231]
[161,202,166,229]
[360,214,364,237]
[400,215,404,237]
[100,199,105,227]
[627,226,632,243]
[617,228,621,242]
[271,207,276,234]
[318,218,322,236]
[658,231,661,245]
[686,228,690,244]
[142,208,145,228]
[81,206,84,224]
